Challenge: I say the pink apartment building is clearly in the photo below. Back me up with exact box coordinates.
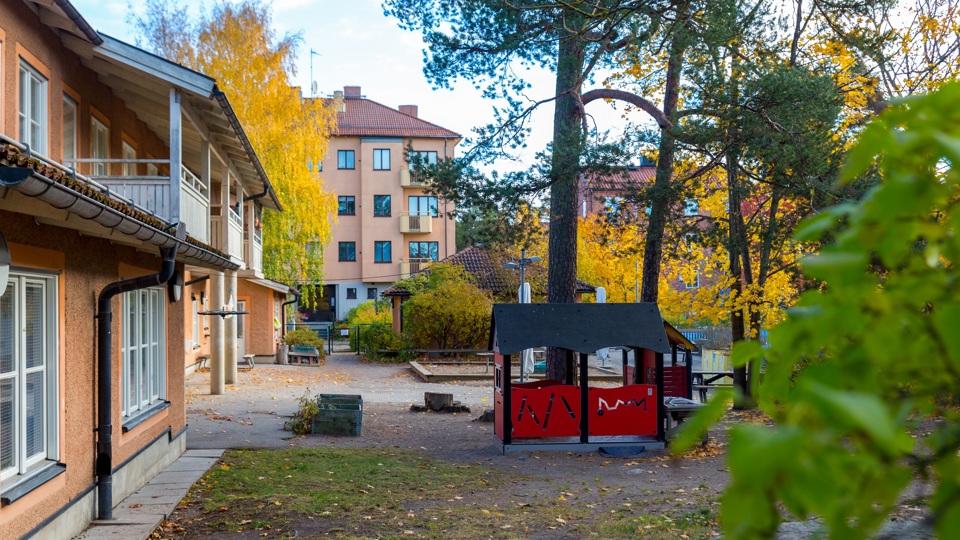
[316,86,459,321]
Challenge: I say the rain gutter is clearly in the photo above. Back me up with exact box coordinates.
[0,164,239,271]
[54,0,103,45]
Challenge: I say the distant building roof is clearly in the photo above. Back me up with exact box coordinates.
[329,86,460,139]
[382,246,596,297]
[582,166,657,191]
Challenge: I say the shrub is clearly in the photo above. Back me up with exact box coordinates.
[402,273,492,350]
[357,322,412,362]
[344,300,391,327]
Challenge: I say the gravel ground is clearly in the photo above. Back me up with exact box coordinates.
[182,352,934,539]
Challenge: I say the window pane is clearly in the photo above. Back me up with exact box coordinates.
[25,283,44,369]
[374,195,390,217]
[63,96,77,163]
[1,285,15,374]
[429,242,439,261]
[25,371,44,459]
[1,377,16,473]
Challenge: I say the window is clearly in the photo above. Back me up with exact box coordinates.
[19,60,47,155]
[91,117,109,176]
[373,195,391,217]
[408,150,438,168]
[683,271,700,289]
[62,95,77,166]
[338,196,356,215]
[684,198,699,216]
[146,154,159,177]
[1,272,59,482]
[338,242,356,261]
[346,288,357,300]
[374,241,392,263]
[373,149,391,170]
[409,241,439,261]
[408,196,438,217]
[122,288,165,418]
[122,141,137,177]
[337,150,355,169]
[367,287,378,300]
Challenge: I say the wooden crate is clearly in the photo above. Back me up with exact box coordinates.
[311,394,362,436]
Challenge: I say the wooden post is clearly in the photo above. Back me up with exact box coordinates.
[655,351,665,442]
[169,88,182,224]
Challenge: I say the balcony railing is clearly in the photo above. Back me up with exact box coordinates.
[69,158,210,243]
[399,212,433,234]
[400,258,432,279]
[245,226,263,273]
[210,206,244,260]
[399,169,427,188]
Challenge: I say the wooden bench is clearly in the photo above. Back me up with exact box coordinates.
[239,354,256,371]
[289,346,321,365]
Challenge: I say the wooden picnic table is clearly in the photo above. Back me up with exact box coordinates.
[692,370,734,402]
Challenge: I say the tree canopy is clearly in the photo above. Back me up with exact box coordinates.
[131,0,339,300]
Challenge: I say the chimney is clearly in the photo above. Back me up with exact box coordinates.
[344,85,362,97]
[399,105,418,118]
[333,90,345,112]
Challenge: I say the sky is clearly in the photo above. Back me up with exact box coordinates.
[67,0,633,173]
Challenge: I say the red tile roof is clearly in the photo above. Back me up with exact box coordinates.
[333,96,460,139]
[382,246,596,296]
[583,166,657,191]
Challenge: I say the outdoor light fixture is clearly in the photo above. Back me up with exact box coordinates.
[502,249,541,292]
[0,232,10,295]
[167,270,184,303]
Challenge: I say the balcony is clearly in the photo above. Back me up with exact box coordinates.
[400,258,432,279]
[70,158,211,244]
[399,169,427,188]
[211,206,244,260]
[245,226,263,273]
[399,213,433,234]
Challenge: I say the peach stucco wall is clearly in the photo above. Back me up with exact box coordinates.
[323,135,458,283]
[237,280,282,357]
[0,210,186,538]
[1,1,170,173]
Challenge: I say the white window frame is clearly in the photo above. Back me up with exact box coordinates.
[1,272,59,482]
[122,140,137,177]
[18,60,47,155]
[91,117,109,176]
[121,288,166,418]
[62,95,77,166]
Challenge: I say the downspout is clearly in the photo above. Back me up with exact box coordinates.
[95,223,185,520]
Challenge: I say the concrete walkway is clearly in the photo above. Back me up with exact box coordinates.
[72,449,223,540]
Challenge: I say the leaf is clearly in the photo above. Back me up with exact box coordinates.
[799,382,913,456]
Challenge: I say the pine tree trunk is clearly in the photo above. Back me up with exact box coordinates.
[545,20,585,382]
[640,36,685,304]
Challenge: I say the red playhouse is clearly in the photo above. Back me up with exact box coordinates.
[489,303,697,454]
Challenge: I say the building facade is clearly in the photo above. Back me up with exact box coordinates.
[317,86,459,321]
[0,2,280,537]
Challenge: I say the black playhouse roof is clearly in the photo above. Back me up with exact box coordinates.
[488,303,672,355]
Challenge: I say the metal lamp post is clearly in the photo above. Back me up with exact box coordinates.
[502,249,542,291]
[503,249,541,382]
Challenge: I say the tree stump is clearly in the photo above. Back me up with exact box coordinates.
[424,392,453,411]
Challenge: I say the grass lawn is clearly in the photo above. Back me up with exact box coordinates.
[151,447,721,539]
